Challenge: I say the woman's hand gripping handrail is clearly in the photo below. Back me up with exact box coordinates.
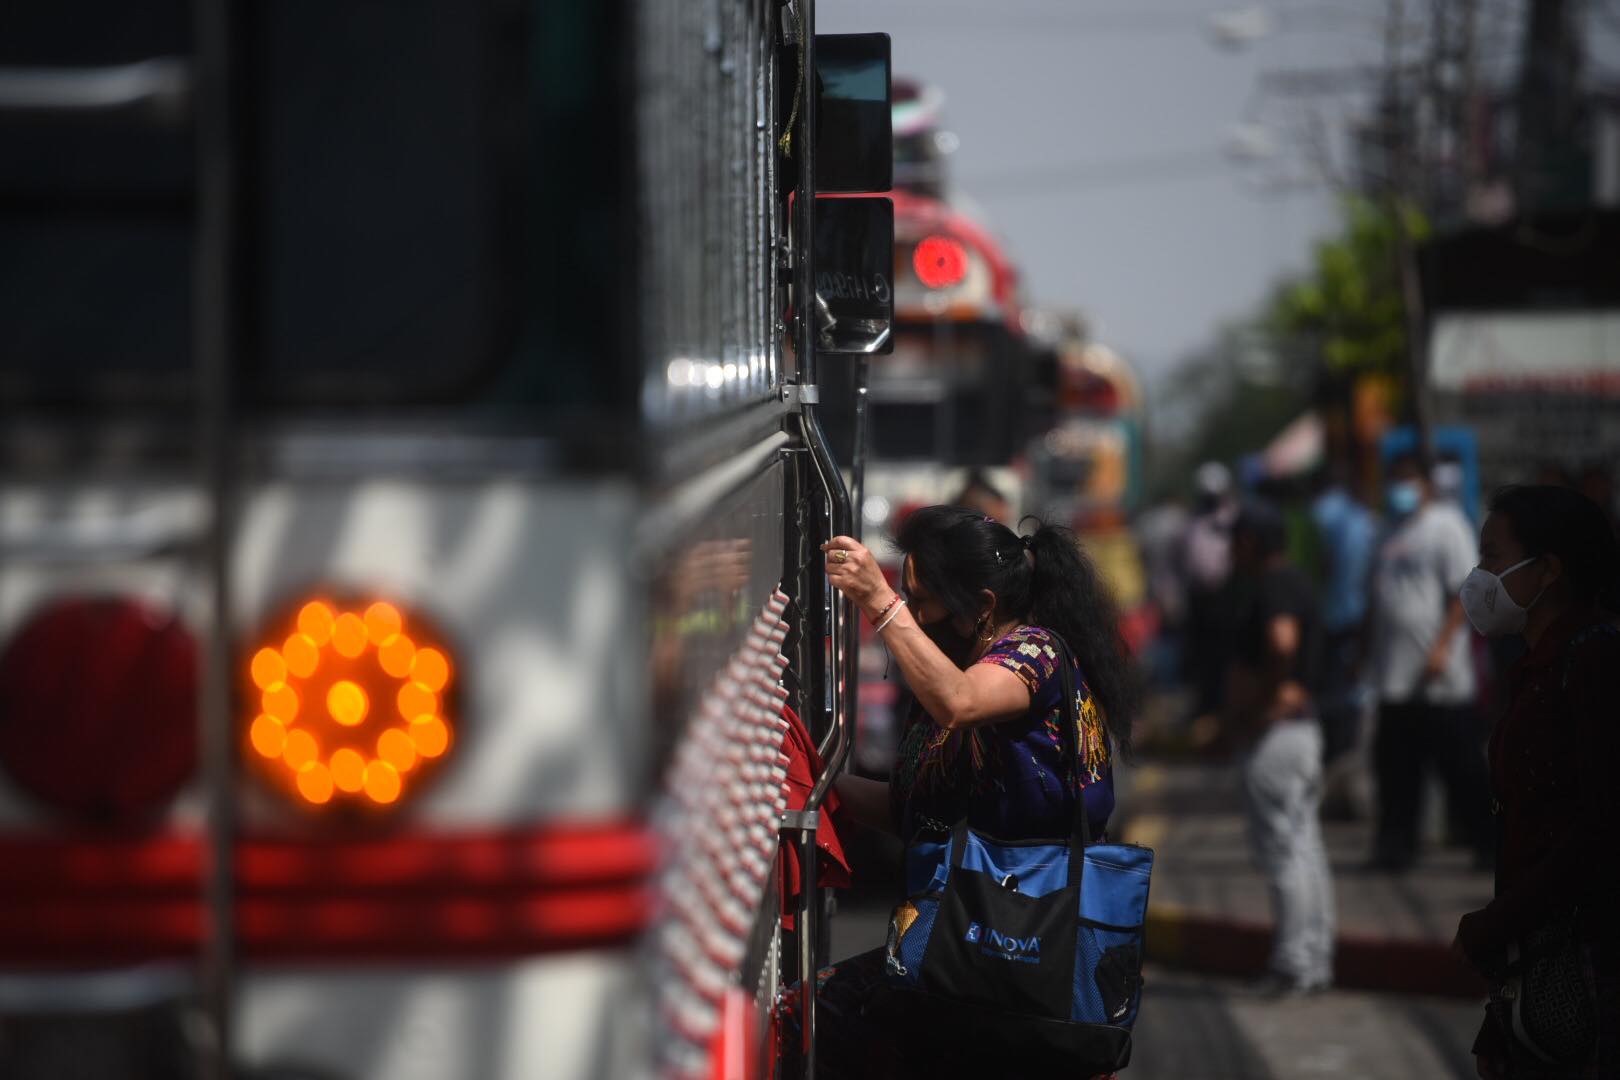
[789,389,856,1080]
[795,406,856,799]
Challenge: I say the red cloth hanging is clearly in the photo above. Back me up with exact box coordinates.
[777,704,852,929]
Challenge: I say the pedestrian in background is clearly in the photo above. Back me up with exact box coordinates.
[950,469,1012,526]
[1183,461,1240,721]
[1136,497,1193,688]
[1366,453,1493,871]
[1451,485,1620,1079]
[1224,501,1334,995]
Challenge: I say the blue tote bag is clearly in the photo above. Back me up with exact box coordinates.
[879,635,1154,1073]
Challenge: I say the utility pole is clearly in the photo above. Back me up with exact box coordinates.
[1460,0,1482,192]
[1384,0,1434,469]
[1516,0,1589,214]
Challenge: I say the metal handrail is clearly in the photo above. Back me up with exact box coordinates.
[796,409,855,805]
[785,4,842,1076]
[849,355,871,544]
[788,403,853,1080]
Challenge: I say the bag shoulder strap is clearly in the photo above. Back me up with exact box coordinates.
[1048,632,1093,883]
[945,630,1094,890]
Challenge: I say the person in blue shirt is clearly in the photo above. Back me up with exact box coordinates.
[1310,469,1378,770]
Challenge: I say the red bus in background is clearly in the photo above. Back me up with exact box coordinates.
[819,80,1046,525]
[818,82,1057,774]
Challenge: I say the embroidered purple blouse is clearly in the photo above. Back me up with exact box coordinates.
[889,625,1115,845]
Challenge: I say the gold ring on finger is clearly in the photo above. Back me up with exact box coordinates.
[833,550,848,564]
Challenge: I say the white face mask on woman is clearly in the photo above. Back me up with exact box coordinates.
[1458,557,1544,637]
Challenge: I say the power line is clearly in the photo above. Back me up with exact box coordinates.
[885,2,1407,37]
[958,147,1232,194]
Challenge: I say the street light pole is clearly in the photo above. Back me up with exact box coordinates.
[1383,0,1435,470]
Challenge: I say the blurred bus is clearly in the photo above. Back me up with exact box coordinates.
[815,83,1052,773]
[818,189,1046,531]
[819,81,1051,531]
[1022,320,1154,651]
[0,2,858,1078]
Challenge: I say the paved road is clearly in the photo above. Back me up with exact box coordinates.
[1116,761,1493,951]
[1127,967,1481,1080]
[829,903,1484,1079]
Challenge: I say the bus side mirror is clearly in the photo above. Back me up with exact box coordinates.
[814,196,893,355]
[814,33,892,194]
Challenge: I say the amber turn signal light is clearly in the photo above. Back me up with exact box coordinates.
[246,599,453,808]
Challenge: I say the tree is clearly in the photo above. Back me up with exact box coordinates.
[1144,197,1425,500]
[1145,323,1314,501]
[1266,197,1427,377]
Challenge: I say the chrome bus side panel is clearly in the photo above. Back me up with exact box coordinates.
[0,0,806,1076]
[236,955,647,1080]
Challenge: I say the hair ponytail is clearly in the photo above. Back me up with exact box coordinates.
[1023,520,1138,754]
[894,506,1137,754]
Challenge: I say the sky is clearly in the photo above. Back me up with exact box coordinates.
[814,0,1392,383]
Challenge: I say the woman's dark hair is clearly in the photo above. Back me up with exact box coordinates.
[1233,499,1287,560]
[1489,485,1620,610]
[894,505,1137,752]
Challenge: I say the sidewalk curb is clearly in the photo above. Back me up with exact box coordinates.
[1144,903,1488,999]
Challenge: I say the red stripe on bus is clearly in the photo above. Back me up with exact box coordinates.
[0,823,659,965]
[0,823,657,893]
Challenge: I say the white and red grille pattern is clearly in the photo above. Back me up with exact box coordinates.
[651,588,794,1080]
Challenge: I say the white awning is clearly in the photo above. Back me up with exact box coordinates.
[1261,410,1324,477]
[1429,309,1620,396]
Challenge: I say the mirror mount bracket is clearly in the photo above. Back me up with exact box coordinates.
[781,383,821,406]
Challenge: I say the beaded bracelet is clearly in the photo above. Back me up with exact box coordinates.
[868,593,903,627]
[873,599,906,633]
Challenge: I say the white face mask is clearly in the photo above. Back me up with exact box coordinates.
[1458,557,1543,637]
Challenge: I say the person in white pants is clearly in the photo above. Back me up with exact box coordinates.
[1243,718,1335,990]
[1226,501,1336,994]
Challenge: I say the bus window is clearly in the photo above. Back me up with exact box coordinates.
[247,0,515,404]
[0,0,633,420]
[870,401,939,460]
[0,2,193,403]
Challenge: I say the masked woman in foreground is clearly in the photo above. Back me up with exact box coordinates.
[1452,485,1620,1080]
[785,506,1136,1079]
